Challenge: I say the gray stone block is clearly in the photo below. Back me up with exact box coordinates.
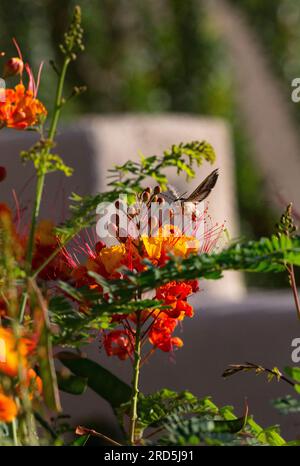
[0,114,245,300]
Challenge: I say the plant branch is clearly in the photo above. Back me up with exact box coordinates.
[75,425,122,446]
[129,309,142,445]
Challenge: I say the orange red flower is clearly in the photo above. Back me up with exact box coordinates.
[0,327,34,377]
[25,368,43,399]
[149,317,183,352]
[0,39,47,130]
[103,330,133,360]
[0,83,47,130]
[32,220,72,281]
[0,393,18,423]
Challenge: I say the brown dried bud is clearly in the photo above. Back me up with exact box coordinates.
[154,186,161,195]
[142,191,150,202]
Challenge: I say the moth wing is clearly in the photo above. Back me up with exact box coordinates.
[160,184,181,203]
[186,169,219,202]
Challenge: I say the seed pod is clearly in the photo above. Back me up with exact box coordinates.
[142,191,150,202]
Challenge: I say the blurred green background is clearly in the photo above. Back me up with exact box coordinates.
[1,0,299,288]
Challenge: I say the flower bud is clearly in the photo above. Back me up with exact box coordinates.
[3,57,24,78]
[154,186,161,195]
[142,191,150,203]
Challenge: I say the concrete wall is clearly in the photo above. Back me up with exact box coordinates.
[0,114,245,300]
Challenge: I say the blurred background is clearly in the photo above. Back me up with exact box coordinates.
[1,0,300,441]
[2,0,300,288]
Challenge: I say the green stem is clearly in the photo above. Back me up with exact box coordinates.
[48,58,70,141]
[27,57,70,267]
[19,57,70,322]
[288,264,300,321]
[25,174,45,268]
[129,310,142,446]
[12,418,19,446]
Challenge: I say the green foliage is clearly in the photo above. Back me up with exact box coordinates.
[284,366,300,383]
[56,371,87,396]
[56,141,215,242]
[276,204,297,238]
[59,5,84,60]
[160,415,246,446]
[49,284,164,347]
[108,141,216,191]
[57,352,132,408]
[273,395,300,415]
[70,434,90,446]
[126,389,286,446]
[21,139,73,177]
[92,235,300,304]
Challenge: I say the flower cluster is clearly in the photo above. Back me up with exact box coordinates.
[0,204,72,319]
[68,187,223,363]
[0,39,47,130]
[0,328,42,423]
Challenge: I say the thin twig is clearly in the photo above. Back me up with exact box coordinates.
[287,264,300,320]
[75,425,122,446]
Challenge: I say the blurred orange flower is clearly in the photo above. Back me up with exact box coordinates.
[0,327,34,377]
[0,83,47,130]
[25,369,43,399]
[0,393,18,423]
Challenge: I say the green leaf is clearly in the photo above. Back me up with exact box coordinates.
[273,395,300,414]
[57,371,88,395]
[295,384,300,394]
[285,366,300,383]
[70,435,90,446]
[57,352,131,408]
